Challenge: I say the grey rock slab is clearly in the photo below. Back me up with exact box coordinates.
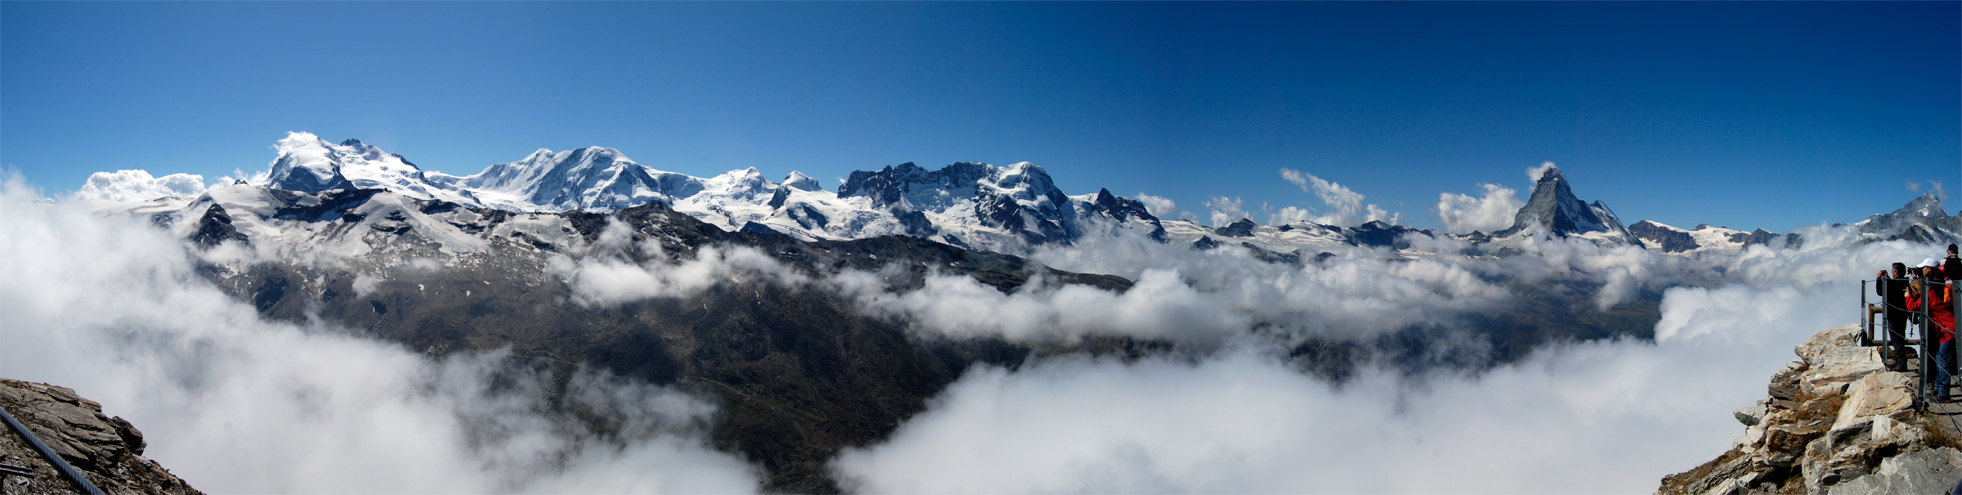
[1738,404,1769,427]
[1827,447,1962,495]
[1807,347,1887,390]
[1834,372,1915,432]
[1800,325,1865,362]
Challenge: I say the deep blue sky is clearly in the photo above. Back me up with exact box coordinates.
[3,2,1956,232]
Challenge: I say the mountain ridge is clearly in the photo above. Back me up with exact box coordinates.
[160,132,1962,257]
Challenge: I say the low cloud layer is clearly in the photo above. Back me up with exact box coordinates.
[833,283,1855,493]
[834,268,1244,345]
[550,218,809,306]
[834,205,1944,492]
[0,177,758,493]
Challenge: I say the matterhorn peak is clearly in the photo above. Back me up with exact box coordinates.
[1527,161,1562,183]
[1495,163,1630,242]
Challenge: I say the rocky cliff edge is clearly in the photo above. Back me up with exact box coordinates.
[0,378,201,495]
[1660,324,1962,494]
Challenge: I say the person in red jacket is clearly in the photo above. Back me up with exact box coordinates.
[1909,277,1955,401]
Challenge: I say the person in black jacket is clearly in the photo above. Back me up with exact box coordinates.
[1880,262,1911,371]
[1945,244,1961,290]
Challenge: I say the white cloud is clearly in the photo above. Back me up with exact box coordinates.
[1135,193,1176,218]
[1907,180,1947,204]
[1527,161,1560,183]
[1203,196,1250,228]
[1266,205,1312,226]
[73,169,210,202]
[0,176,759,493]
[1435,183,1523,235]
[838,202,1958,492]
[835,268,1244,345]
[1276,168,1397,227]
[549,218,809,306]
[832,282,1850,493]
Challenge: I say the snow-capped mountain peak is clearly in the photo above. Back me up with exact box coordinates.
[782,171,823,192]
[460,146,703,212]
[1854,191,1949,233]
[260,132,354,192]
[1495,164,1631,243]
[160,132,1462,257]
[258,132,475,206]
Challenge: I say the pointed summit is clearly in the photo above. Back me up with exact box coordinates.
[1495,164,1631,242]
[1080,188,1167,242]
[1857,191,1958,243]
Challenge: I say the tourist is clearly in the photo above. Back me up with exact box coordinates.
[1879,263,1911,371]
[1909,277,1956,400]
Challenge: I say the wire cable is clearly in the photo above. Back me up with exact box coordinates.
[0,403,104,495]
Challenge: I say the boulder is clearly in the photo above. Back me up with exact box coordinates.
[1826,447,1962,495]
[1672,452,1758,495]
[1737,403,1769,427]
[1798,324,1864,362]
[1803,436,1834,495]
[1771,368,1806,401]
[1734,424,1767,453]
[1804,347,1886,391]
[1833,372,1915,432]
[1765,422,1830,468]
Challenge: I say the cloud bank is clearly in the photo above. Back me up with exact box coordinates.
[1135,193,1177,218]
[832,283,1857,493]
[1527,161,1560,183]
[1436,183,1524,235]
[73,169,210,202]
[549,218,809,306]
[1204,196,1251,228]
[0,176,759,493]
[833,203,1947,492]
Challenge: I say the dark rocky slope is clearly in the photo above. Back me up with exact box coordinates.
[209,198,1147,493]
[0,378,201,495]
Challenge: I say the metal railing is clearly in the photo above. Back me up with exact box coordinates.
[0,403,103,495]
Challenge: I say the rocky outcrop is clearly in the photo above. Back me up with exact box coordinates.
[0,378,200,495]
[190,204,247,247]
[1658,324,1961,494]
[1215,218,1257,237]
[1629,220,1700,253]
